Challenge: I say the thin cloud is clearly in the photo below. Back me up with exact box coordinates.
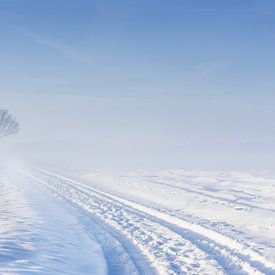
[193,61,228,78]
[17,27,91,64]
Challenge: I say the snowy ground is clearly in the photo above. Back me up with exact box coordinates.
[1,165,275,274]
[0,166,106,274]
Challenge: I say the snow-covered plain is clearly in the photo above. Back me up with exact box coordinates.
[1,165,275,274]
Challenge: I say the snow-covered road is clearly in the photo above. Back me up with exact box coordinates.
[9,167,275,275]
[1,165,275,274]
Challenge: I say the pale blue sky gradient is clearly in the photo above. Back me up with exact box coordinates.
[0,0,275,170]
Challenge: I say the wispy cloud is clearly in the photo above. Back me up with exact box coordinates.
[17,27,91,64]
[193,61,228,78]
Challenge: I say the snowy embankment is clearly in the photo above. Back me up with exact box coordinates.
[15,167,275,274]
[0,168,106,274]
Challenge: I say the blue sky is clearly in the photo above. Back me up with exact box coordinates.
[0,0,275,170]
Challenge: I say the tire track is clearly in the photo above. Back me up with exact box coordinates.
[19,168,275,274]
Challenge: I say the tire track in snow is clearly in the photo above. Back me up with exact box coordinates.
[18,171,155,275]
[75,208,151,275]
[19,168,275,274]
[19,168,224,275]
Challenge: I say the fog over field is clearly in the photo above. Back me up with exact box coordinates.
[1,92,275,171]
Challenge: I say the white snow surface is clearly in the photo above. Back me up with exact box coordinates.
[0,166,106,275]
[1,165,275,274]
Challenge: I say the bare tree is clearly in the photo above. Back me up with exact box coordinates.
[0,109,19,139]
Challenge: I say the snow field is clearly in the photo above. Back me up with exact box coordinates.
[18,167,275,275]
